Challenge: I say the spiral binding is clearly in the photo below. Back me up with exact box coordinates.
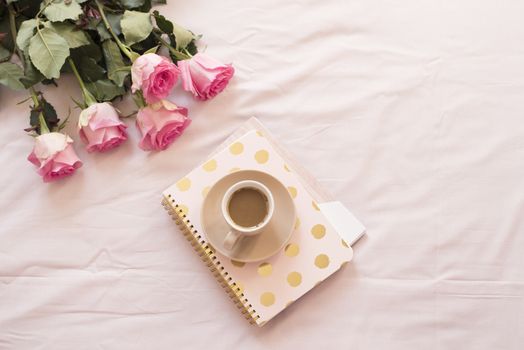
[162,195,261,325]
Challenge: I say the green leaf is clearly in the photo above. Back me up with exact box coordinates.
[95,13,123,40]
[129,32,156,53]
[144,45,158,55]
[152,11,196,51]
[43,1,83,22]
[0,44,9,62]
[172,22,195,50]
[20,52,45,88]
[16,19,37,52]
[102,39,128,87]
[29,109,40,129]
[137,0,152,11]
[71,42,102,62]
[28,27,70,79]
[46,22,90,49]
[121,10,153,45]
[76,56,106,82]
[85,79,125,101]
[0,16,14,52]
[153,10,173,34]
[30,96,59,133]
[0,62,25,90]
[96,22,111,41]
[120,0,146,9]
[41,78,58,85]
[41,100,58,128]
[107,13,123,36]
[186,39,198,56]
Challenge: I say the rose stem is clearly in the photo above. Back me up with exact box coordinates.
[95,0,139,62]
[68,58,97,107]
[152,31,191,60]
[8,4,50,134]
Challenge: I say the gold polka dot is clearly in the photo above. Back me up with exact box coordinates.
[176,178,191,191]
[201,186,210,197]
[340,261,349,269]
[342,239,349,248]
[257,262,272,277]
[254,150,269,164]
[260,292,275,307]
[287,272,302,287]
[311,224,326,239]
[285,300,295,308]
[287,186,297,199]
[314,280,323,287]
[178,204,189,215]
[294,217,300,230]
[229,142,244,155]
[315,254,330,269]
[231,260,245,268]
[234,281,244,294]
[284,243,299,257]
[256,130,264,137]
[284,164,291,172]
[229,167,241,173]
[312,201,320,211]
[202,159,217,172]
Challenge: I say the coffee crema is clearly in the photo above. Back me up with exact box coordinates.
[227,187,268,228]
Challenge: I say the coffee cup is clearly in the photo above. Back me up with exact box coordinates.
[221,180,274,250]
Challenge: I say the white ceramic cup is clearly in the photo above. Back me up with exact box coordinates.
[221,180,274,250]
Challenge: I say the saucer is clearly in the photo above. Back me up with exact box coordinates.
[201,170,296,263]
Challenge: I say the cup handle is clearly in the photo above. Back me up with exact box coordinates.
[224,230,242,250]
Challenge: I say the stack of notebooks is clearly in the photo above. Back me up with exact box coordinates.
[162,118,365,327]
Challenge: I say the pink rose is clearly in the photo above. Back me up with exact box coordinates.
[27,132,83,183]
[78,102,127,153]
[136,100,191,151]
[178,53,234,100]
[131,53,180,103]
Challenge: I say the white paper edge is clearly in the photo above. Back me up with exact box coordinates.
[318,201,366,246]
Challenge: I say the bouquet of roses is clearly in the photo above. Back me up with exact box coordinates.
[0,0,234,182]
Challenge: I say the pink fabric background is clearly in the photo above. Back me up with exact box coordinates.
[1,0,523,348]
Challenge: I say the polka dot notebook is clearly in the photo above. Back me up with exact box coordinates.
[162,129,354,327]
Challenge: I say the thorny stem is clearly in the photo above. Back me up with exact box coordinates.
[95,0,138,61]
[29,88,39,106]
[38,113,50,134]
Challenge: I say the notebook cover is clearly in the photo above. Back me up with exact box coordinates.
[162,129,353,326]
[211,117,365,245]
